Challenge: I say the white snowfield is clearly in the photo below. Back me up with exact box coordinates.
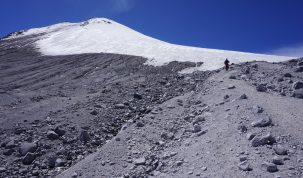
[12,18,291,71]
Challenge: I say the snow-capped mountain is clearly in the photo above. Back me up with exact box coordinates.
[6,18,291,71]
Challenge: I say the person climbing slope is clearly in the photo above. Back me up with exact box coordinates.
[224,58,230,71]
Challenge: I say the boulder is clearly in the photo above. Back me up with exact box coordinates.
[261,162,278,172]
[19,142,37,156]
[292,81,303,90]
[79,130,90,143]
[256,84,267,92]
[22,153,36,165]
[238,161,252,171]
[54,126,66,136]
[47,131,59,140]
[251,133,276,147]
[273,145,287,155]
[251,116,272,127]
[294,66,303,72]
[292,89,303,99]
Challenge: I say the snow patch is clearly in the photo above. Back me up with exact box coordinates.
[10,18,292,71]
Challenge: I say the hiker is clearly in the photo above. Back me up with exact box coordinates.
[224,58,230,71]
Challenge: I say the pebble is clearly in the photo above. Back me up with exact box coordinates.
[253,105,264,113]
[256,84,267,92]
[79,130,90,143]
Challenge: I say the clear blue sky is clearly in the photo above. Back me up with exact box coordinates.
[1,0,303,56]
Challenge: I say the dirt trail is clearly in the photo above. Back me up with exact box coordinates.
[58,67,303,178]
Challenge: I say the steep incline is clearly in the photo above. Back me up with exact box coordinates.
[4,18,291,71]
[58,61,303,178]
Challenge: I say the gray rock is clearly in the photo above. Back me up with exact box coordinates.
[48,154,58,168]
[292,81,303,90]
[79,130,90,143]
[224,95,229,99]
[55,158,66,167]
[272,156,284,165]
[136,121,145,127]
[251,116,272,127]
[294,66,303,72]
[0,167,6,173]
[237,124,247,133]
[47,131,59,140]
[261,162,278,172]
[273,145,287,155]
[134,158,146,165]
[115,103,126,109]
[239,156,248,162]
[175,160,183,166]
[229,75,237,79]
[292,89,303,99]
[298,61,303,66]
[192,116,205,125]
[133,93,143,99]
[19,142,37,156]
[22,153,36,165]
[192,124,202,133]
[253,105,263,113]
[256,84,267,92]
[55,126,66,136]
[5,140,17,149]
[284,73,292,77]
[251,133,276,147]
[238,161,252,171]
[239,94,248,100]
[90,110,98,115]
[3,149,14,156]
[246,132,256,140]
[227,85,236,89]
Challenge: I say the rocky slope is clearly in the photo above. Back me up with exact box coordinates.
[57,59,303,178]
[0,36,212,178]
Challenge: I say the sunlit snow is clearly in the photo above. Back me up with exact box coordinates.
[12,18,291,71]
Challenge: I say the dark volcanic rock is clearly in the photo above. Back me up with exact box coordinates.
[55,126,66,136]
[47,131,59,140]
[292,89,303,99]
[294,66,303,72]
[22,153,36,165]
[284,73,292,77]
[90,110,98,115]
[19,142,37,156]
[79,130,90,143]
[256,84,267,92]
[3,149,14,156]
[292,81,303,90]
[133,93,143,100]
[261,162,278,172]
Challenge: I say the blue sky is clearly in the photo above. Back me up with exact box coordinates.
[1,0,303,56]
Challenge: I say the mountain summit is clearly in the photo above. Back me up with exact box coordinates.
[5,18,291,70]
